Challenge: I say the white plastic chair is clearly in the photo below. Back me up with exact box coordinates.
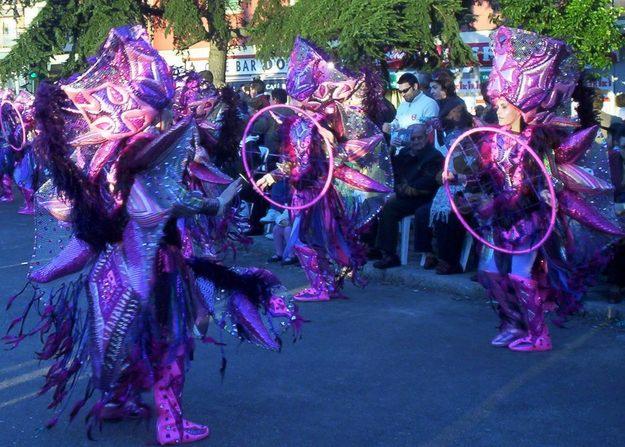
[398,215,414,266]
[459,233,474,272]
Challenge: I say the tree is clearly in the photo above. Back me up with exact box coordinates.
[249,0,475,70]
[0,0,243,84]
[493,0,625,70]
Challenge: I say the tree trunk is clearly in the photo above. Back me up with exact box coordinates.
[208,41,227,87]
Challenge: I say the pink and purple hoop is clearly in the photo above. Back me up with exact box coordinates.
[443,126,557,255]
[0,100,26,151]
[241,104,334,211]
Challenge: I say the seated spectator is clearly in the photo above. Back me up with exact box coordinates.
[474,104,485,119]
[258,88,296,225]
[608,122,625,208]
[429,70,465,124]
[198,70,214,87]
[266,179,297,265]
[265,88,294,171]
[422,104,474,274]
[477,82,498,125]
[382,72,439,154]
[373,124,444,269]
[240,95,271,235]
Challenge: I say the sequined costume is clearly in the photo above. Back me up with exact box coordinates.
[0,90,37,214]
[274,37,393,301]
[472,27,624,351]
[173,70,250,259]
[7,26,300,445]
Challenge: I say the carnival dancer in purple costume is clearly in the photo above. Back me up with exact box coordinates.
[173,70,251,258]
[0,89,15,202]
[6,26,300,445]
[0,89,37,214]
[448,27,624,352]
[256,37,393,302]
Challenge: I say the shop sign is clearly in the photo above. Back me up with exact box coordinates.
[226,46,289,83]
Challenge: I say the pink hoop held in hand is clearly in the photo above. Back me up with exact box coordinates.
[443,126,557,255]
[241,104,334,211]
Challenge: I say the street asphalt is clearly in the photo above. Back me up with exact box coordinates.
[0,197,624,447]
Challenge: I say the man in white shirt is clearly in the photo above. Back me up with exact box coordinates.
[382,73,439,149]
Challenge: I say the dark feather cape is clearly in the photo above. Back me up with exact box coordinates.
[34,82,141,250]
[188,258,281,308]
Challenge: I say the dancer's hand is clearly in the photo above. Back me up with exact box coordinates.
[219,178,243,207]
[442,171,466,185]
[256,174,276,191]
[276,161,294,175]
[317,126,336,146]
[540,189,556,207]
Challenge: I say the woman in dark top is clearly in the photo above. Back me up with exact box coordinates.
[430,70,466,135]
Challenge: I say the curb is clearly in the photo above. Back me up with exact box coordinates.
[362,263,625,324]
[248,236,625,324]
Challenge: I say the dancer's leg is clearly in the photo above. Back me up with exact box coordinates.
[154,349,210,445]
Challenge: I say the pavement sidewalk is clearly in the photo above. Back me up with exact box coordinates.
[249,235,625,323]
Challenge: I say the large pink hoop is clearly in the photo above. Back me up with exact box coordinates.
[443,126,557,255]
[0,100,26,151]
[241,104,334,211]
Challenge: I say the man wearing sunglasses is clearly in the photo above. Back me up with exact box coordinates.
[382,73,439,152]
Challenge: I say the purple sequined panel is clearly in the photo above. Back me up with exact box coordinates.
[487,27,578,123]
[62,25,174,143]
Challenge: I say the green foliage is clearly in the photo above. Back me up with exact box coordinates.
[0,0,242,82]
[250,0,475,69]
[496,0,625,69]
[71,0,143,71]
[163,0,208,48]
[199,0,232,50]
[0,0,77,81]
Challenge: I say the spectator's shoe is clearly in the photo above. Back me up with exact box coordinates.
[423,255,438,270]
[435,260,461,275]
[281,256,298,266]
[373,255,401,269]
[367,248,383,260]
[259,208,280,223]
